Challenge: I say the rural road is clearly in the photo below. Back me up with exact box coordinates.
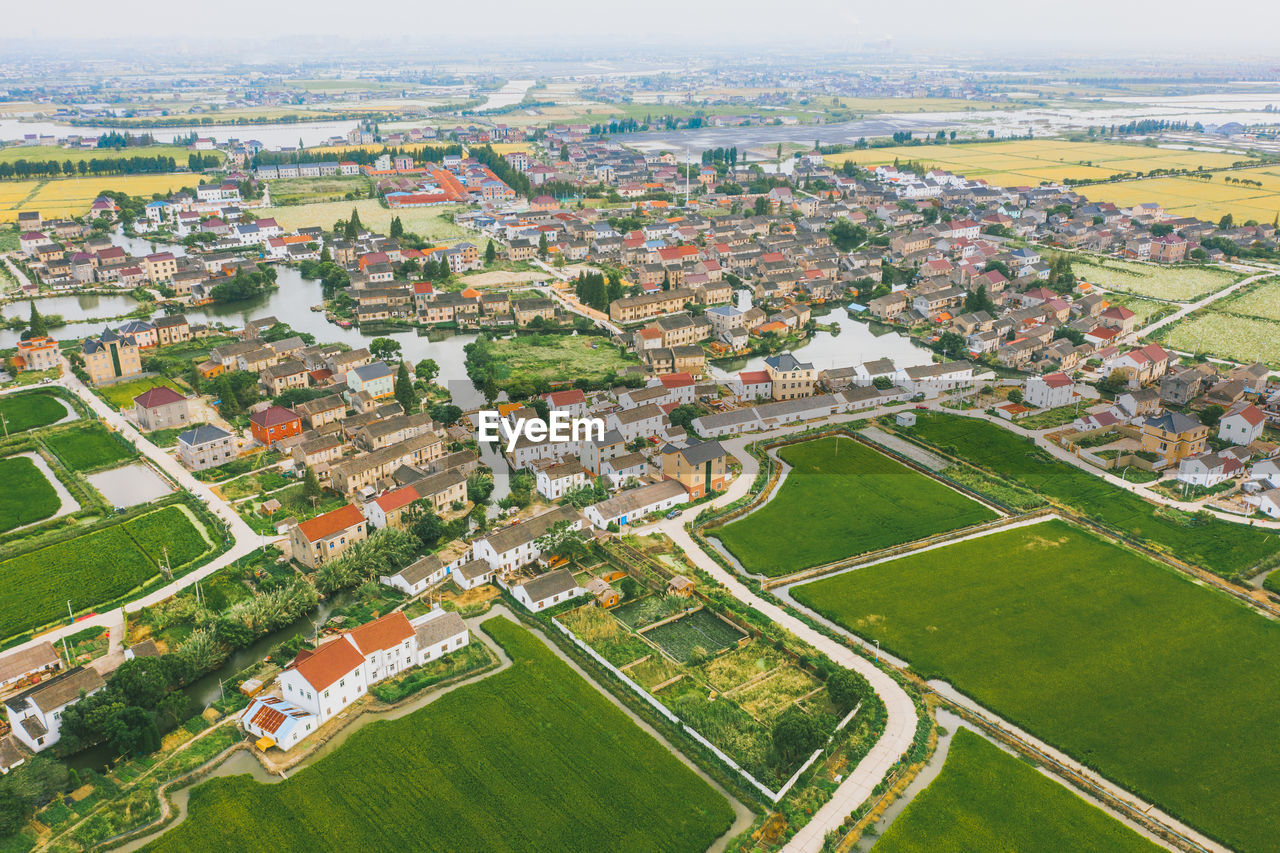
[638,405,923,853]
[2,366,273,658]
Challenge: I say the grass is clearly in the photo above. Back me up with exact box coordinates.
[469,334,641,392]
[0,391,68,432]
[254,199,470,242]
[642,608,745,663]
[904,413,1277,578]
[0,505,207,640]
[0,144,222,166]
[140,616,734,853]
[42,422,135,471]
[0,455,60,533]
[97,375,187,411]
[122,506,211,568]
[557,603,654,666]
[793,520,1280,852]
[266,175,372,206]
[874,729,1160,853]
[714,436,996,576]
[1154,280,1280,368]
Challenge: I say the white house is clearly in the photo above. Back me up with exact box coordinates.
[1177,452,1245,488]
[240,695,318,751]
[600,452,649,489]
[0,642,60,692]
[584,479,686,529]
[379,554,451,597]
[452,558,496,591]
[1219,402,1266,445]
[1025,372,1074,410]
[471,506,584,573]
[5,667,105,753]
[345,610,417,686]
[1246,487,1280,519]
[536,460,589,500]
[545,388,588,418]
[512,569,586,612]
[410,609,469,664]
[607,403,666,442]
[897,361,973,397]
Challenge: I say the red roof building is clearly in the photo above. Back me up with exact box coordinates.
[250,405,302,446]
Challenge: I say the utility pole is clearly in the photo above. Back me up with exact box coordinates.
[66,599,73,621]
[0,413,7,439]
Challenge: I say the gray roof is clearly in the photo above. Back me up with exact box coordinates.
[764,353,813,372]
[669,439,726,466]
[5,666,104,715]
[589,479,686,520]
[454,559,492,582]
[479,506,581,557]
[395,555,444,585]
[414,610,467,647]
[518,568,580,603]
[178,424,232,446]
[0,642,59,684]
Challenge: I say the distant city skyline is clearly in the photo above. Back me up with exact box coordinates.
[5,0,1280,56]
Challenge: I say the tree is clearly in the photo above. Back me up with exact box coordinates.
[368,337,402,362]
[1218,213,1234,230]
[620,577,641,601]
[302,466,322,500]
[109,657,170,708]
[1199,404,1224,428]
[394,361,417,412]
[27,301,47,338]
[1007,388,1024,404]
[537,231,548,259]
[389,216,404,239]
[484,240,497,264]
[829,218,868,251]
[938,331,968,360]
[963,284,996,315]
[772,707,824,765]
[872,375,893,390]
[415,358,439,385]
[535,520,586,562]
[467,472,494,504]
[668,404,701,431]
[214,373,241,417]
[753,195,770,216]
[428,402,463,426]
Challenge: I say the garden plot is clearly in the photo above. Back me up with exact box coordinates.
[87,461,174,508]
[1073,255,1237,301]
[612,593,693,629]
[697,639,791,691]
[0,392,71,432]
[641,608,747,663]
[557,603,653,666]
[729,667,823,723]
[621,654,682,691]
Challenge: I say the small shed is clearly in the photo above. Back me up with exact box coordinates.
[586,577,619,609]
[667,575,695,597]
[895,411,917,427]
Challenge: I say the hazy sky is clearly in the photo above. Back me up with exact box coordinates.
[7,0,1280,54]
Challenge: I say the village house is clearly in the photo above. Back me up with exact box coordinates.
[81,330,142,385]
[1024,372,1074,410]
[177,424,236,471]
[512,569,586,612]
[1141,412,1209,467]
[1219,402,1267,445]
[536,459,589,500]
[250,405,303,447]
[13,337,60,373]
[764,353,815,401]
[132,386,190,431]
[289,503,368,568]
[585,479,687,529]
[5,667,105,753]
[471,506,584,573]
[661,440,729,498]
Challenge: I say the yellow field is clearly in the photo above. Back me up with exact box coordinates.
[825,140,1250,186]
[0,174,198,221]
[256,199,472,242]
[0,181,40,208]
[0,144,220,165]
[485,143,532,155]
[1082,166,1280,222]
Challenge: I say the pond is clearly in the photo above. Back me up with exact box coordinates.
[86,461,175,509]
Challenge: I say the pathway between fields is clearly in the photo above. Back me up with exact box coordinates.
[1132,268,1278,340]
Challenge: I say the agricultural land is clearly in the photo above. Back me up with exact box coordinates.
[793,519,1280,852]
[713,435,997,576]
[140,617,735,853]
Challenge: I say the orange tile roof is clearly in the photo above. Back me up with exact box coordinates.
[287,637,365,692]
[296,503,364,543]
[374,485,419,513]
[346,612,414,655]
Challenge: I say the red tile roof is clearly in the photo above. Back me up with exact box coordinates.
[346,612,414,655]
[374,485,419,513]
[250,405,301,427]
[1042,372,1074,388]
[547,389,586,407]
[296,504,364,543]
[659,373,694,388]
[133,386,186,409]
[739,370,770,384]
[287,637,365,692]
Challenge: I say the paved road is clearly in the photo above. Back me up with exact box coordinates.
[636,406,922,853]
[3,366,273,658]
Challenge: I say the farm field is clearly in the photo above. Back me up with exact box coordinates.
[1072,254,1238,301]
[0,505,207,640]
[1157,312,1280,368]
[901,413,1276,578]
[823,140,1250,186]
[874,729,1160,853]
[265,175,371,206]
[123,506,211,567]
[0,180,41,210]
[0,455,60,533]
[255,199,470,242]
[793,520,1280,852]
[0,391,68,432]
[1083,164,1280,222]
[42,422,135,471]
[714,436,996,576]
[465,334,641,396]
[140,617,735,853]
[97,374,188,410]
[0,174,202,221]
[0,144,222,166]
